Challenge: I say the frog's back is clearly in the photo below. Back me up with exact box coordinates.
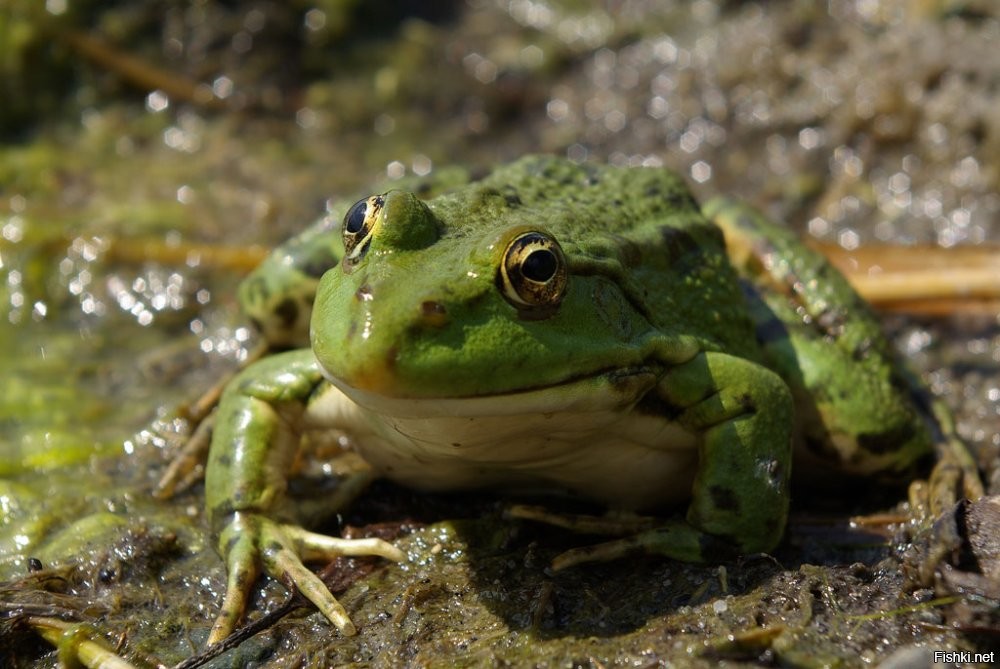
[426,155,761,359]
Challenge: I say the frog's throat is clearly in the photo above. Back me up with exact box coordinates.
[323,365,664,419]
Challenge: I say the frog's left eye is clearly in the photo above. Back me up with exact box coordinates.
[498,231,568,312]
[342,195,384,264]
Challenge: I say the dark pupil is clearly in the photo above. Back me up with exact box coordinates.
[521,248,556,282]
[344,201,367,233]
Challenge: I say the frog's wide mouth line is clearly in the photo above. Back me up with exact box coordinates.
[324,364,664,419]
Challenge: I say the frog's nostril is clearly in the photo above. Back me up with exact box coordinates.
[419,300,449,327]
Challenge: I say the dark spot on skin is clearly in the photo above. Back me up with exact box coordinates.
[384,345,398,371]
[738,393,757,413]
[658,226,703,263]
[264,541,283,557]
[709,485,740,513]
[665,188,699,211]
[421,301,446,316]
[857,421,917,455]
[611,234,642,267]
[451,442,461,448]
[503,187,522,206]
[274,298,299,328]
[420,300,448,327]
[223,533,241,556]
[215,454,232,468]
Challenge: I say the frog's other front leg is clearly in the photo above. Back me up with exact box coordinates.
[204,349,404,646]
[553,351,793,568]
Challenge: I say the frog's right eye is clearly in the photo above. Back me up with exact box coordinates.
[342,195,384,263]
[498,231,568,315]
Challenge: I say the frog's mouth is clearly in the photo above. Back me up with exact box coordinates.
[323,365,664,419]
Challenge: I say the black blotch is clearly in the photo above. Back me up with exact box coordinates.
[384,345,399,371]
[738,393,757,413]
[274,298,299,328]
[502,186,522,206]
[421,300,447,317]
[665,188,699,211]
[615,236,642,267]
[709,485,740,513]
[223,533,241,555]
[658,226,699,261]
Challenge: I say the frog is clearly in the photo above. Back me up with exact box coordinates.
[200,155,982,646]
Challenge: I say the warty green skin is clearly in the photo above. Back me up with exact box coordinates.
[203,155,938,644]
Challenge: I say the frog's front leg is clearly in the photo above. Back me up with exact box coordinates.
[204,349,405,646]
[554,351,793,568]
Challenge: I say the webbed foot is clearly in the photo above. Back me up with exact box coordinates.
[209,512,406,646]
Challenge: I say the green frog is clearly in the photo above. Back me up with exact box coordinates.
[201,155,980,646]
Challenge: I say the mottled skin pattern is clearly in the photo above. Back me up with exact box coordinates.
[704,199,932,480]
[199,155,974,646]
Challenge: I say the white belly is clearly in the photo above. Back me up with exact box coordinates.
[309,369,699,511]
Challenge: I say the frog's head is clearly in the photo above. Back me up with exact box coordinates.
[311,187,653,399]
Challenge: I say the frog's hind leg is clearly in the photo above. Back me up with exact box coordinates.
[704,198,983,514]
